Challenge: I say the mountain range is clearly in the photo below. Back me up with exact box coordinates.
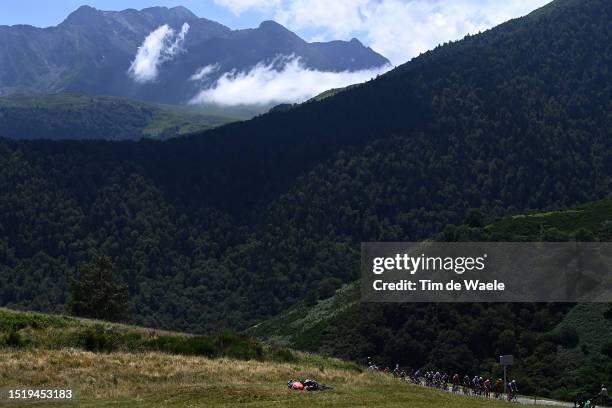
[1,0,609,326]
[0,5,389,105]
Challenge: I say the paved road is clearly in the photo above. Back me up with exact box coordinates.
[398,376,606,407]
[425,383,574,406]
[515,396,572,406]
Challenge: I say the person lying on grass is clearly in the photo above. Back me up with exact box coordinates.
[287,379,334,391]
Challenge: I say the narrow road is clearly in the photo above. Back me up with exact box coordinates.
[515,395,572,406]
[420,382,574,407]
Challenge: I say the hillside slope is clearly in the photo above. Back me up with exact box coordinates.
[248,197,612,400]
[0,349,518,407]
[0,94,249,140]
[0,308,513,408]
[0,0,610,334]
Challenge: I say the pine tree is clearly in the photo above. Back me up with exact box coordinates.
[67,255,130,322]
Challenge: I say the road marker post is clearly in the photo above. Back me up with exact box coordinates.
[499,355,514,395]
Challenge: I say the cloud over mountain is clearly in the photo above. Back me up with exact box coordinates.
[190,64,221,82]
[0,6,388,105]
[129,23,190,83]
[212,0,550,65]
[189,56,390,106]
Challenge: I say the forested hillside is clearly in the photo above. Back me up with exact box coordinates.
[0,0,610,334]
[248,197,612,401]
[0,94,247,140]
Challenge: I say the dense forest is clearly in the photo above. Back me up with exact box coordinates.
[249,197,612,400]
[0,0,610,338]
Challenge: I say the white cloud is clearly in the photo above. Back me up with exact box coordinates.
[129,23,190,84]
[213,0,550,65]
[275,0,369,39]
[213,0,281,15]
[190,56,390,106]
[357,0,550,65]
[190,64,220,81]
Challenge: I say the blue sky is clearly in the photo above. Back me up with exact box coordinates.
[0,1,261,29]
[1,0,550,65]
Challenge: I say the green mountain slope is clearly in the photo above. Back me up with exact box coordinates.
[557,303,612,359]
[248,282,360,349]
[0,307,290,361]
[0,0,610,336]
[484,198,612,240]
[247,197,612,400]
[0,94,252,140]
[248,198,612,347]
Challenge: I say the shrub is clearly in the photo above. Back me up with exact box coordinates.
[80,325,119,352]
[317,278,342,300]
[573,228,595,242]
[270,347,298,362]
[187,336,217,356]
[3,330,26,348]
[0,310,72,331]
[215,332,264,361]
[152,335,216,357]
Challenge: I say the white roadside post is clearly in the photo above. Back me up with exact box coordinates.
[499,355,514,396]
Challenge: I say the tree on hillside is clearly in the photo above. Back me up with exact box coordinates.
[67,256,130,322]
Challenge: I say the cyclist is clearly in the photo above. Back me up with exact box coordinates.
[452,373,460,393]
[511,380,518,394]
[473,376,481,396]
[434,372,441,388]
[392,364,400,378]
[507,380,518,402]
[484,378,491,398]
[463,375,471,395]
[413,369,421,384]
[495,378,504,399]
[441,373,449,390]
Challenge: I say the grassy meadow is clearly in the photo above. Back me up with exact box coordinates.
[0,348,519,408]
[0,308,518,407]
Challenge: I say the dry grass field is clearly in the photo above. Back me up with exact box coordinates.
[0,347,518,407]
[0,308,520,407]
